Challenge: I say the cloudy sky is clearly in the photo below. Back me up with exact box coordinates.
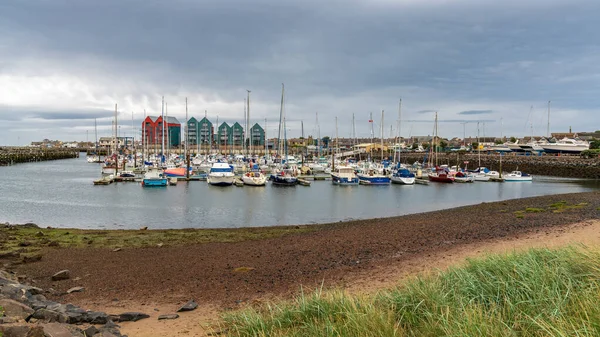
[1,0,599,145]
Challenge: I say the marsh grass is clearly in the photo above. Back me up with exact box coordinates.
[223,247,600,337]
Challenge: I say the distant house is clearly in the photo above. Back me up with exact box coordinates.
[231,122,244,146]
[217,122,232,146]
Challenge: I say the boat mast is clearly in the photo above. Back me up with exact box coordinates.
[369,112,374,162]
[185,97,189,179]
[333,116,337,171]
[264,118,268,157]
[316,112,320,159]
[397,98,402,164]
[243,98,246,155]
[94,118,98,157]
[142,110,146,163]
[278,84,284,157]
[352,113,356,149]
[161,96,165,163]
[247,90,251,156]
[132,111,136,168]
[114,103,118,176]
[547,100,551,138]
[477,121,481,168]
[165,102,169,160]
[380,110,384,163]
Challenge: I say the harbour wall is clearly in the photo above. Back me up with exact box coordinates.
[0,147,79,166]
[398,153,600,179]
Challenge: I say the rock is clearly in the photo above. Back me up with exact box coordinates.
[156,243,164,248]
[31,308,66,323]
[113,311,149,322]
[66,287,84,294]
[22,223,39,228]
[51,270,70,281]
[42,322,85,337]
[83,325,99,336]
[0,298,35,319]
[112,248,121,252]
[0,316,18,323]
[140,226,148,230]
[48,241,60,247]
[177,300,198,312]
[0,324,44,337]
[158,314,179,320]
[35,231,45,237]
[21,253,43,263]
[18,241,32,247]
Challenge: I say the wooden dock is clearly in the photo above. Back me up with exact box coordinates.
[93,176,114,185]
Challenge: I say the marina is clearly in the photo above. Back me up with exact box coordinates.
[0,155,598,230]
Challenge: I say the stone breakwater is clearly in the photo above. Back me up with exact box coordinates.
[399,153,600,179]
[0,147,79,166]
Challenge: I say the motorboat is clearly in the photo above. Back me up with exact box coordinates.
[541,138,590,154]
[142,169,167,187]
[331,166,359,185]
[270,169,298,186]
[504,171,533,182]
[390,168,415,185]
[207,162,235,186]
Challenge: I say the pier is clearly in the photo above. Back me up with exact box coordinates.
[0,147,79,166]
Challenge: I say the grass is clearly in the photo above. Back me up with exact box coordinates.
[513,201,590,218]
[0,224,317,258]
[222,246,600,337]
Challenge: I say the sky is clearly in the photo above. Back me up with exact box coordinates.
[1,0,599,145]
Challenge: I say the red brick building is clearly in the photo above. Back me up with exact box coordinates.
[141,116,181,148]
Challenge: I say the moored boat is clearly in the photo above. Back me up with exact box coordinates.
[207,162,235,186]
[453,171,474,183]
[357,169,391,185]
[270,169,298,186]
[242,171,267,186]
[142,169,167,187]
[428,167,454,183]
[541,138,590,154]
[504,171,533,182]
[331,166,359,186]
[391,168,415,185]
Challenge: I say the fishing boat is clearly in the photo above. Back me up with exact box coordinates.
[504,171,533,182]
[391,168,415,185]
[242,169,267,186]
[331,166,359,185]
[142,169,167,187]
[271,169,298,186]
[207,162,235,186]
[428,167,454,183]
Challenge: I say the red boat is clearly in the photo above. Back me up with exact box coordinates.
[428,167,455,183]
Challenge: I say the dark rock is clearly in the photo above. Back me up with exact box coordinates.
[0,298,35,319]
[158,314,179,320]
[0,316,17,323]
[42,322,85,337]
[48,241,60,247]
[83,311,109,324]
[113,311,149,322]
[35,231,45,237]
[18,241,32,247]
[177,299,198,312]
[51,270,70,281]
[83,325,99,336]
[22,223,39,228]
[66,287,84,294]
[31,308,66,323]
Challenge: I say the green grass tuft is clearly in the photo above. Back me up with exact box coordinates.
[222,247,600,337]
[525,207,545,213]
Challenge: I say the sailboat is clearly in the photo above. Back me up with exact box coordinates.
[428,112,454,183]
[357,110,391,185]
[270,83,298,186]
[331,116,359,185]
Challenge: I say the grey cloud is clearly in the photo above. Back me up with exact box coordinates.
[417,110,436,114]
[458,110,493,115]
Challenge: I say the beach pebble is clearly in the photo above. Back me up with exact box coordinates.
[177,300,198,312]
[51,270,70,281]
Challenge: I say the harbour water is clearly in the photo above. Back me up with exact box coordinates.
[0,154,598,229]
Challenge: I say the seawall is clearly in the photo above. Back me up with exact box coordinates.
[0,147,80,166]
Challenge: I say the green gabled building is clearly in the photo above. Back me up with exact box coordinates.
[249,123,265,146]
[187,117,214,146]
[231,122,244,146]
[217,122,233,145]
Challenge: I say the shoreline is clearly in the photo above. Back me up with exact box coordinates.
[3,191,600,336]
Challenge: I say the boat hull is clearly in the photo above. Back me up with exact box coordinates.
[504,176,533,182]
[428,174,454,183]
[142,178,167,187]
[242,175,267,186]
[207,174,234,186]
[271,175,298,186]
[540,146,588,154]
[356,174,391,185]
[391,176,415,185]
[331,175,359,185]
